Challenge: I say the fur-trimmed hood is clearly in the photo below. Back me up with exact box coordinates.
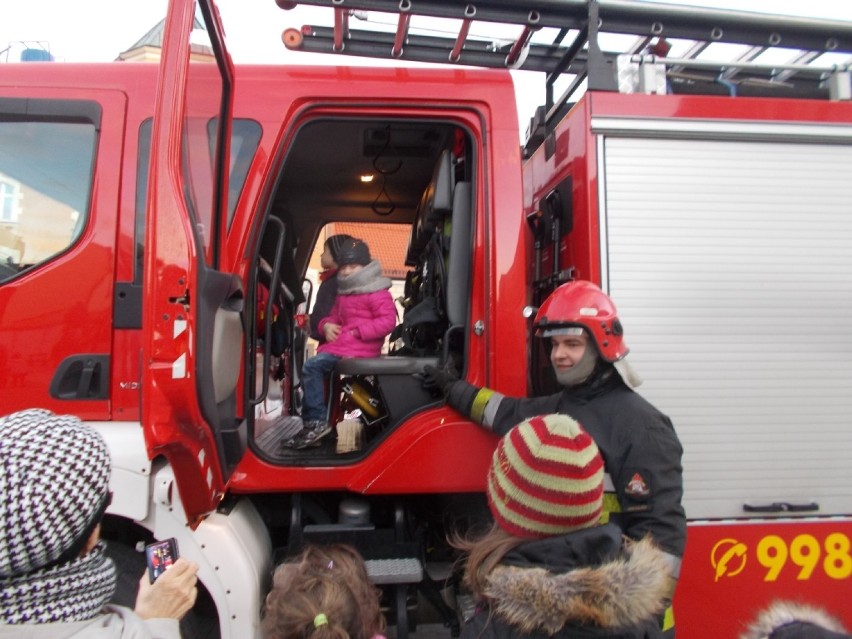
[484,534,669,635]
[741,601,850,639]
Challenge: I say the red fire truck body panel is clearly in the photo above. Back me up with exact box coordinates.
[222,67,527,496]
[231,411,497,494]
[676,519,852,636]
[0,62,524,498]
[524,90,852,298]
[0,78,138,421]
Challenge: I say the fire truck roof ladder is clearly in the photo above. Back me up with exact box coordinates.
[279,0,852,148]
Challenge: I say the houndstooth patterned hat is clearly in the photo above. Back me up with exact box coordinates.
[0,409,111,578]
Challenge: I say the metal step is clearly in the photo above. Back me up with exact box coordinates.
[366,557,423,585]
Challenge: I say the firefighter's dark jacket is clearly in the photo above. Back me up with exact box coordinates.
[446,365,686,563]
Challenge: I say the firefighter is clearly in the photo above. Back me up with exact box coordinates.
[422,280,686,637]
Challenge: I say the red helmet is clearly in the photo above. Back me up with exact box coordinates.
[533,280,629,363]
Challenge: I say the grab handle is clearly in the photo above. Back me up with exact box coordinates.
[743,501,819,513]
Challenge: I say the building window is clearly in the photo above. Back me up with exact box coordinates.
[0,179,19,223]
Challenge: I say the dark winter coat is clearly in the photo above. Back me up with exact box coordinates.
[450,367,685,562]
[310,268,339,342]
[460,524,669,639]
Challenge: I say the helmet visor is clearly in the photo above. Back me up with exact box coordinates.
[537,325,585,338]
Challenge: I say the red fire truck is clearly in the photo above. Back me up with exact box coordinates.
[1,0,851,636]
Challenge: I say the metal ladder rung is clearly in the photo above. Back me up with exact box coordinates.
[333,6,348,51]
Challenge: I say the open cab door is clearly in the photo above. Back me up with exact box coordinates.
[144,0,242,525]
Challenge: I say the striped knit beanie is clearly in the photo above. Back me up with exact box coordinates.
[487,414,604,539]
[0,409,111,577]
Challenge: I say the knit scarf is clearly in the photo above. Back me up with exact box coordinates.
[0,541,116,624]
[337,260,391,295]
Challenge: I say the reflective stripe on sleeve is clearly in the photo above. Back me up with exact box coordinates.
[480,391,505,429]
[600,473,620,524]
[471,388,495,424]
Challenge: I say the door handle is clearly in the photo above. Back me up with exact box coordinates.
[50,354,110,400]
[743,501,819,513]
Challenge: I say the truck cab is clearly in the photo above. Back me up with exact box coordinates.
[0,2,525,635]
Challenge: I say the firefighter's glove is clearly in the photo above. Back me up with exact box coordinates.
[418,364,459,396]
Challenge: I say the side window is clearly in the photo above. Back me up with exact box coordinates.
[136,119,153,284]
[227,119,261,226]
[0,100,99,284]
[135,117,260,282]
[183,17,224,267]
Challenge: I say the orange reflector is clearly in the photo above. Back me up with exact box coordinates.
[282,28,303,49]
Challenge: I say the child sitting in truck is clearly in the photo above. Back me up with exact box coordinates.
[285,238,397,449]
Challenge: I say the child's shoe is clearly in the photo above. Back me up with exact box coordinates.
[295,420,332,449]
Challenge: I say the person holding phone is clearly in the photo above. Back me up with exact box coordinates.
[0,409,199,638]
[146,538,179,583]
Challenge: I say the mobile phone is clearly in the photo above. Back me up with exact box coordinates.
[145,538,179,584]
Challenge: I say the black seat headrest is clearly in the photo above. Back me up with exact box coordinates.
[406,149,454,264]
